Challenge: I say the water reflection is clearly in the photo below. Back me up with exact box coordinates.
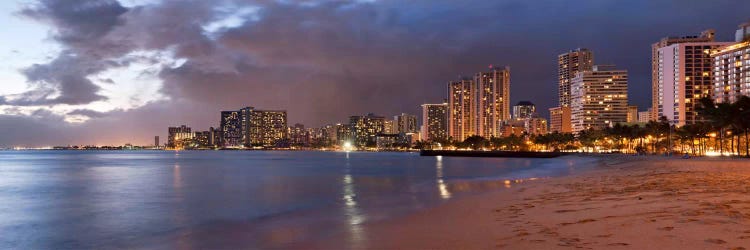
[171,163,191,249]
[342,155,366,248]
[435,156,451,199]
[0,151,601,249]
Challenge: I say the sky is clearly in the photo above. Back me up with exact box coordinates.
[0,0,748,147]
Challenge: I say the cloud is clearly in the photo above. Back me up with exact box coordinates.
[67,109,111,118]
[5,0,129,106]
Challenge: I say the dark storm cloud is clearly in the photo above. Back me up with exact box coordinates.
[9,52,108,105]
[20,0,127,45]
[5,0,129,106]
[2,0,749,146]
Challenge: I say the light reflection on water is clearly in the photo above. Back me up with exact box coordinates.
[0,150,599,249]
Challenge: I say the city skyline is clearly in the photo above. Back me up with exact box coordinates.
[0,1,749,147]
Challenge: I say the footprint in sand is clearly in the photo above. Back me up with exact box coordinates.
[704,238,726,244]
[607,243,630,246]
[658,226,674,231]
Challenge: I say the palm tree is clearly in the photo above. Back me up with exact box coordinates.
[577,129,602,153]
[698,97,735,155]
[463,135,488,150]
[644,117,669,154]
[732,96,750,157]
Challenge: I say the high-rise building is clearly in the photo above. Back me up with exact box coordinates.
[525,117,548,135]
[248,109,288,147]
[220,110,243,148]
[499,123,525,137]
[713,22,750,104]
[209,127,220,147]
[288,123,309,147]
[559,48,594,108]
[394,113,418,134]
[626,106,638,123]
[154,136,159,148]
[652,29,715,120]
[167,125,191,148]
[383,119,397,134]
[193,131,211,147]
[448,77,475,141]
[513,101,536,121]
[474,66,511,138]
[638,109,652,123]
[335,123,352,146]
[657,40,731,126]
[570,65,629,133]
[548,107,571,133]
[349,113,385,147]
[220,107,288,148]
[421,103,448,142]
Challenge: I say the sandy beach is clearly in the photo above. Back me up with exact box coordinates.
[312,156,750,249]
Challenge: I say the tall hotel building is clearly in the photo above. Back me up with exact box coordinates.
[448,77,475,141]
[656,39,731,126]
[552,49,593,133]
[221,107,288,148]
[421,103,448,142]
[558,48,594,107]
[651,29,715,121]
[248,109,288,147]
[394,113,419,134]
[474,66,511,138]
[447,66,511,141]
[349,113,385,147]
[713,22,750,104]
[570,65,628,133]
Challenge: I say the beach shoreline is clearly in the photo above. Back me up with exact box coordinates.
[309,155,750,249]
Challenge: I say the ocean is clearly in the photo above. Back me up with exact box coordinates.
[0,150,599,249]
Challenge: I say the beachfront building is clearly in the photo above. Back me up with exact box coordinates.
[193,131,211,148]
[349,113,385,148]
[220,107,288,148]
[383,119,397,134]
[570,65,629,133]
[525,117,548,135]
[651,29,715,121]
[626,106,638,123]
[638,109,652,123]
[559,48,594,108]
[474,66,511,138]
[220,110,243,148]
[209,127,221,146]
[656,40,732,126]
[500,123,525,137]
[512,101,536,121]
[248,109,288,147]
[288,123,309,147]
[448,77,475,141]
[394,113,418,134]
[421,103,449,142]
[335,123,353,146]
[548,106,571,133]
[167,125,192,148]
[712,22,750,104]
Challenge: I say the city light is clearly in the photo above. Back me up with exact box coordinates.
[343,141,354,152]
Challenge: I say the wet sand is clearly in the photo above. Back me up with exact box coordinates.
[313,156,750,249]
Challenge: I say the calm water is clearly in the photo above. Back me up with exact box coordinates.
[0,150,599,249]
